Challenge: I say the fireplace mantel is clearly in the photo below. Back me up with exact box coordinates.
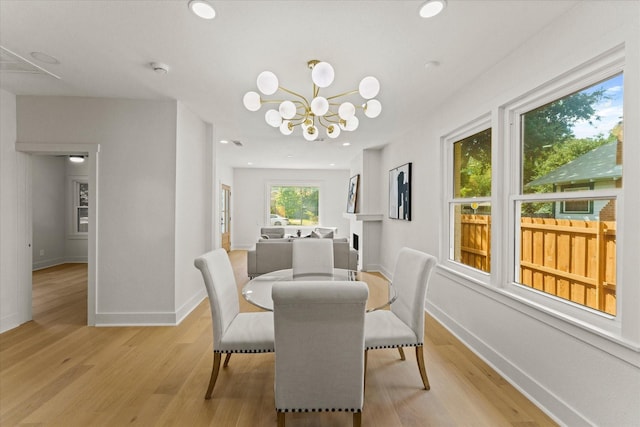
[343,213,383,222]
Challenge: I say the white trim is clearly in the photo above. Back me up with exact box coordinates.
[503,55,625,336]
[440,113,493,283]
[16,142,100,326]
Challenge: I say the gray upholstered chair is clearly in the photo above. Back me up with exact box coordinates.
[260,227,285,239]
[194,249,275,399]
[364,247,437,390]
[292,238,334,277]
[272,280,369,427]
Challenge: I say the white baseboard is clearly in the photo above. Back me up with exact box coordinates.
[32,257,65,271]
[176,288,207,324]
[0,312,20,334]
[95,289,208,327]
[425,302,588,426]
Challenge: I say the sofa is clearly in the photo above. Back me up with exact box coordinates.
[247,237,358,278]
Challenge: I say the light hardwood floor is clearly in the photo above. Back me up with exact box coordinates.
[0,252,557,426]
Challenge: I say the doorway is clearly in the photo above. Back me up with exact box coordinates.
[16,142,99,326]
[220,184,231,252]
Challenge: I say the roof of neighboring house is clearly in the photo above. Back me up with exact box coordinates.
[526,142,622,187]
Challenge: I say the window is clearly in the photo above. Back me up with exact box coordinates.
[512,71,623,316]
[560,184,594,214]
[269,185,319,226]
[72,180,89,234]
[444,121,492,276]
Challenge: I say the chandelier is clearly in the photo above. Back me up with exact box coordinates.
[242,60,382,141]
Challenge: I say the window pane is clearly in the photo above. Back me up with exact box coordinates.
[77,207,89,233]
[79,183,89,206]
[522,73,623,194]
[453,128,491,198]
[270,186,319,226]
[517,199,616,315]
[451,202,491,273]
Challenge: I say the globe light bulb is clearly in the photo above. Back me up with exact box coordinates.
[310,96,329,116]
[341,116,359,131]
[338,102,356,120]
[265,109,282,127]
[243,91,261,111]
[279,101,296,120]
[326,124,341,139]
[280,120,294,135]
[364,99,382,118]
[358,76,380,99]
[311,62,334,88]
[257,71,279,95]
[303,125,318,141]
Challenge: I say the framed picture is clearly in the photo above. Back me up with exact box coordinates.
[346,174,359,213]
[389,162,411,220]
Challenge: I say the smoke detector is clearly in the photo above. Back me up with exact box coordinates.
[150,62,169,74]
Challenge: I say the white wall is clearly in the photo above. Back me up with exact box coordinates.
[233,168,350,249]
[377,2,640,426]
[16,96,182,325]
[174,102,209,322]
[31,155,66,269]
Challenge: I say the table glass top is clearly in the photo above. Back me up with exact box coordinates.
[242,268,396,312]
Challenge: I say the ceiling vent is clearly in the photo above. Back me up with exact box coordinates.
[0,46,60,79]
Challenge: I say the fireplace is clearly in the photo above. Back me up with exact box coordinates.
[352,233,359,251]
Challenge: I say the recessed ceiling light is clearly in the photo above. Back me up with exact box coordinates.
[329,163,336,166]
[188,0,216,19]
[30,51,59,65]
[247,162,253,166]
[69,155,85,163]
[342,142,351,147]
[219,140,229,144]
[150,62,169,74]
[419,0,447,18]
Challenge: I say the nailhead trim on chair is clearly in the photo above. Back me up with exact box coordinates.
[277,408,362,413]
[365,342,423,350]
[214,349,274,354]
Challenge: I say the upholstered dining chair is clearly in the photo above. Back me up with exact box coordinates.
[194,249,275,399]
[364,247,437,390]
[292,238,334,277]
[272,280,369,427]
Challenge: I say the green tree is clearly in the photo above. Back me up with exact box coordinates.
[457,128,491,198]
[522,89,606,187]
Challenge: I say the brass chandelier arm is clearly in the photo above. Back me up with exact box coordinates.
[277,86,311,108]
[326,89,359,101]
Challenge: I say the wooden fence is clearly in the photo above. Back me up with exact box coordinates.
[459,215,617,315]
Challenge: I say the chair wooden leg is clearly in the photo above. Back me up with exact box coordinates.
[205,352,222,399]
[277,411,285,427]
[364,350,368,392]
[353,411,362,427]
[397,346,406,360]
[223,352,232,367]
[415,345,430,390]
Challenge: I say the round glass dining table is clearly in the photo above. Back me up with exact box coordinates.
[242,268,396,312]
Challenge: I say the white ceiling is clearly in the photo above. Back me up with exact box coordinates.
[0,0,578,170]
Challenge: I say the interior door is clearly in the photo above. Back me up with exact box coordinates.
[220,184,231,252]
